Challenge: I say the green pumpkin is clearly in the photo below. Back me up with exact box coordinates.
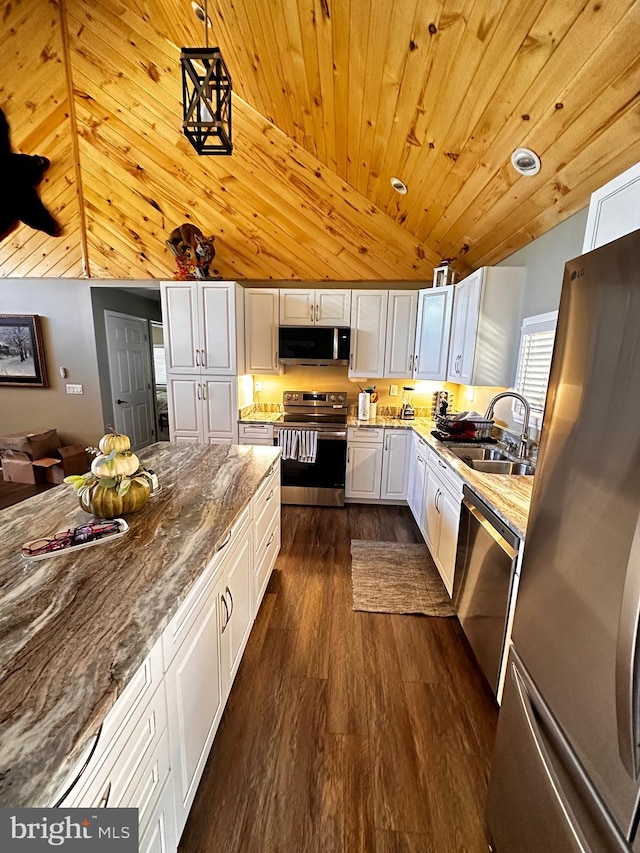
[80,478,150,518]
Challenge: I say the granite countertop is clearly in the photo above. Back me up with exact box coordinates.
[0,442,280,808]
[346,416,533,538]
[238,411,532,537]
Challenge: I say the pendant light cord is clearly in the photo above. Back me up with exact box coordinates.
[204,0,209,49]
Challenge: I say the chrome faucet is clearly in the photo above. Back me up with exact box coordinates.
[484,392,532,458]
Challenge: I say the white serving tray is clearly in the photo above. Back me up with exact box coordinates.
[21,518,130,561]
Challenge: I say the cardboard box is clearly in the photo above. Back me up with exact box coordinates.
[0,429,61,460]
[33,445,90,485]
[1,456,45,485]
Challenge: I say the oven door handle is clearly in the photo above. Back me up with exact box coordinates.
[274,428,346,441]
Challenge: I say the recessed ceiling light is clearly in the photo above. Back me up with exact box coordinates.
[191,1,211,27]
[511,147,541,176]
[390,177,408,195]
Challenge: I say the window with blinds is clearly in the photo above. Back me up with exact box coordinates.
[512,311,558,425]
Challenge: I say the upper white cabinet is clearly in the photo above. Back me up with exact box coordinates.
[161,282,245,376]
[413,286,454,381]
[384,291,418,379]
[245,288,279,374]
[583,162,640,253]
[279,288,351,326]
[447,267,525,386]
[349,290,388,378]
[166,377,238,446]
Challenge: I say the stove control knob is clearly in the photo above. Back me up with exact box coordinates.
[337,395,344,402]
[293,394,299,401]
[285,393,291,401]
[330,394,336,401]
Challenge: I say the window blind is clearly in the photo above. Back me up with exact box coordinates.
[513,312,557,423]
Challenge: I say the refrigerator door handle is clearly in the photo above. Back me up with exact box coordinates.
[615,516,640,779]
[510,661,629,851]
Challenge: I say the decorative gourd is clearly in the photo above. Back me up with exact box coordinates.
[91,452,140,478]
[98,433,131,454]
[80,478,150,519]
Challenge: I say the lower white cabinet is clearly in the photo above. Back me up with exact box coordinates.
[238,422,275,445]
[167,376,238,444]
[424,455,463,597]
[165,580,225,837]
[407,434,429,534]
[345,427,384,500]
[346,427,411,502]
[218,526,254,697]
[139,775,178,853]
[380,430,411,500]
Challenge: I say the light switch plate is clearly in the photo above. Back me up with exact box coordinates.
[66,384,84,395]
[390,384,398,396]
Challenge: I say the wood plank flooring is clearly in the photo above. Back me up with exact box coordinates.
[179,505,498,853]
[0,471,55,511]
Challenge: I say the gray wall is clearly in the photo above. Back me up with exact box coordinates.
[498,207,589,318]
[90,286,162,431]
[0,280,105,446]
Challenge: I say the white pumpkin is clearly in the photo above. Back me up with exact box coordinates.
[98,432,131,454]
[91,452,140,478]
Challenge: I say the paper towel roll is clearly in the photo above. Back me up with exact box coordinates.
[358,392,370,420]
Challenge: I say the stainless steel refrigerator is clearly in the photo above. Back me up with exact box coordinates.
[486,228,640,852]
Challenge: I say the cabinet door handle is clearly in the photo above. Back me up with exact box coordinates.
[438,458,447,470]
[53,724,103,807]
[195,349,200,367]
[200,348,206,368]
[196,383,201,400]
[409,354,413,373]
[267,531,275,547]
[202,383,207,400]
[266,488,274,502]
[316,304,319,322]
[350,353,354,370]
[226,586,234,619]
[347,447,351,464]
[98,781,112,808]
[436,489,442,513]
[216,530,232,552]
[221,592,229,632]
[310,303,314,321]
[414,353,419,372]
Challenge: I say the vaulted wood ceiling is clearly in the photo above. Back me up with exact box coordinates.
[1,0,639,281]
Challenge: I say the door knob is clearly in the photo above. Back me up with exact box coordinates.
[116,399,129,405]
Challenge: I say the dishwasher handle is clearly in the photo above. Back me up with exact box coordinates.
[462,486,520,555]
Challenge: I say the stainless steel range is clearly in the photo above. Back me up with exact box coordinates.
[273,390,348,507]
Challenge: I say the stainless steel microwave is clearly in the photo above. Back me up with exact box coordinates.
[278,326,351,365]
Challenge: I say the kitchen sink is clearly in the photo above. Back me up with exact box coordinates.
[448,445,535,476]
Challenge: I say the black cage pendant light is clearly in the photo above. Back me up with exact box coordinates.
[181,2,232,155]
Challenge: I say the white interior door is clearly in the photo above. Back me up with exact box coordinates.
[105,311,155,450]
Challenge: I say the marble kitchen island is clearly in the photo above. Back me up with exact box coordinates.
[0,441,280,813]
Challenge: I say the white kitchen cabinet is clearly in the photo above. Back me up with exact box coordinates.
[167,376,238,444]
[252,462,281,611]
[238,422,275,446]
[245,288,280,374]
[583,161,640,253]
[424,454,463,597]
[413,286,454,381]
[166,582,224,838]
[447,267,525,386]
[380,429,411,501]
[161,281,245,376]
[218,526,254,698]
[407,433,429,534]
[279,288,351,326]
[345,427,384,500]
[383,291,418,378]
[139,776,178,853]
[349,290,388,378]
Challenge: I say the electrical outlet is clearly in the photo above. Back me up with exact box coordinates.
[390,384,398,397]
[66,384,84,395]
[255,381,262,392]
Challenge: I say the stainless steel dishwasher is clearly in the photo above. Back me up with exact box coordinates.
[454,485,521,697]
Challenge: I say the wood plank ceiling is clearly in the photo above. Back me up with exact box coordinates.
[1,0,639,281]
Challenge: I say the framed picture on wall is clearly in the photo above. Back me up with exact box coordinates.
[0,315,48,387]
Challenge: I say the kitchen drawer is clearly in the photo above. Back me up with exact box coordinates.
[415,435,430,463]
[53,640,163,807]
[61,673,167,809]
[162,506,251,670]
[428,452,463,496]
[238,422,274,442]
[122,726,171,836]
[139,773,178,853]
[255,512,280,611]
[254,478,280,551]
[348,426,384,443]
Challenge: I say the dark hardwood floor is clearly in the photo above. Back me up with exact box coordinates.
[0,470,55,511]
[179,505,498,853]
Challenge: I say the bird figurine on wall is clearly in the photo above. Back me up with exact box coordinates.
[0,108,61,242]
[166,223,216,279]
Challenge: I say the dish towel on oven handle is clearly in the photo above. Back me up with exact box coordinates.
[277,429,299,460]
[298,430,318,464]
